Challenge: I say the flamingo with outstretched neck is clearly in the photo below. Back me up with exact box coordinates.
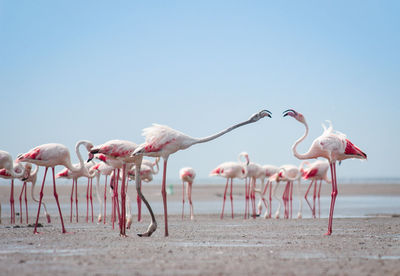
[283,109,367,235]
[16,140,94,234]
[132,110,272,237]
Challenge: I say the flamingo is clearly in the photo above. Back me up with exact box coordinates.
[283,109,367,235]
[18,163,51,224]
[0,162,24,224]
[210,152,249,219]
[179,167,196,220]
[88,139,146,237]
[300,160,331,218]
[257,165,279,218]
[270,164,302,219]
[89,161,114,223]
[16,140,94,234]
[56,160,97,223]
[132,110,271,237]
[244,155,264,219]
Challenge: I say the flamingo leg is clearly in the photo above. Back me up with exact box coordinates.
[326,162,338,236]
[244,178,248,219]
[86,178,89,223]
[318,180,322,218]
[104,175,107,224]
[289,181,293,219]
[161,159,169,237]
[188,181,194,220]
[230,178,234,219]
[251,178,256,218]
[10,179,15,224]
[137,179,142,222]
[304,180,314,216]
[181,180,185,220]
[115,169,121,225]
[52,168,67,233]
[312,179,317,218]
[282,181,289,219]
[19,182,26,224]
[269,180,272,218]
[75,179,78,223]
[70,179,74,223]
[24,182,28,224]
[90,178,94,223]
[220,178,229,220]
[120,163,127,236]
[34,167,48,234]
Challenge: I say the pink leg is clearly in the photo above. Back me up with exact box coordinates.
[230,178,234,219]
[312,179,317,218]
[326,162,338,236]
[304,180,314,216]
[120,164,127,236]
[34,168,48,234]
[261,181,269,214]
[24,182,28,224]
[251,178,256,218]
[104,175,107,224]
[269,180,272,218]
[244,178,248,219]
[161,159,169,236]
[10,179,15,224]
[86,178,89,223]
[220,178,229,219]
[137,179,142,222]
[111,172,115,229]
[318,180,322,218]
[282,182,288,219]
[289,181,293,219]
[188,182,194,219]
[52,168,67,233]
[246,178,251,218]
[90,178,94,223]
[75,179,78,222]
[181,180,185,220]
[19,182,25,224]
[70,179,74,223]
[115,169,121,224]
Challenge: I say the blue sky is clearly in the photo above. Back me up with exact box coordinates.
[1,1,399,184]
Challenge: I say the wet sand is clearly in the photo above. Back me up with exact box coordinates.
[0,183,399,276]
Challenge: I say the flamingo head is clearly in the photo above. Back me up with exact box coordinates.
[238,152,250,165]
[283,109,306,123]
[21,163,32,181]
[249,110,272,122]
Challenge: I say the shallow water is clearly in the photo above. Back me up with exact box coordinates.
[2,195,399,220]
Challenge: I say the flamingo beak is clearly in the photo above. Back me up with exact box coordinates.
[263,110,272,118]
[283,109,297,117]
[87,153,94,162]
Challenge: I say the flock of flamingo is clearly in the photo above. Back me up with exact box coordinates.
[0,109,366,237]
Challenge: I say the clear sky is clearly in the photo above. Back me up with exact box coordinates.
[1,1,399,184]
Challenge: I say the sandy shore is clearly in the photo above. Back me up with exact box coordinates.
[0,183,399,275]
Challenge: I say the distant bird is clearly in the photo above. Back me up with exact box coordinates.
[270,164,302,219]
[19,163,51,224]
[300,160,331,218]
[17,141,94,234]
[210,152,249,219]
[257,165,279,218]
[56,161,97,223]
[283,109,367,235]
[179,167,196,220]
[132,110,271,237]
[0,162,24,224]
[88,139,144,237]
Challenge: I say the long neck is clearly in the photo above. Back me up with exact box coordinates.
[292,121,314,160]
[10,164,24,178]
[192,119,253,146]
[69,141,86,173]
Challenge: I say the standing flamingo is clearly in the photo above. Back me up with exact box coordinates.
[133,110,271,236]
[88,139,146,237]
[257,165,279,218]
[18,163,51,224]
[16,140,94,234]
[179,167,196,220]
[244,155,264,219]
[301,160,331,218]
[283,109,367,235]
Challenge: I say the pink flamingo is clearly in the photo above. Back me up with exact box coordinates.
[18,163,51,224]
[210,152,249,219]
[16,140,94,234]
[132,110,271,237]
[244,155,264,219]
[89,161,114,223]
[301,160,331,218]
[0,162,24,224]
[88,139,144,237]
[283,109,367,235]
[56,161,97,223]
[257,165,278,218]
[179,167,196,220]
